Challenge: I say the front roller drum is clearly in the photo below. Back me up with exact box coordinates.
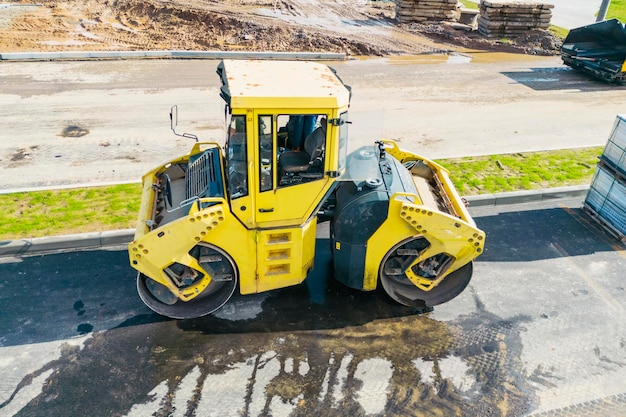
[379,237,473,308]
[137,243,238,319]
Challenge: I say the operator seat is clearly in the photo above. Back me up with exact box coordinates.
[279,118,326,174]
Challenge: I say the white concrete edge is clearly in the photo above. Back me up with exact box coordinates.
[0,180,141,195]
[0,185,589,257]
[0,229,135,257]
[463,184,589,207]
[0,50,347,62]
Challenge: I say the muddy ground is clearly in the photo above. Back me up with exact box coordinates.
[0,0,561,56]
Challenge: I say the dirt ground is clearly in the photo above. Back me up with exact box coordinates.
[0,0,561,56]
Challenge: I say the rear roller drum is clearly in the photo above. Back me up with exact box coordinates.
[379,237,473,308]
[137,243,238,319]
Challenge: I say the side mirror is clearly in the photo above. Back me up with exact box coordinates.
[170,105,198,142]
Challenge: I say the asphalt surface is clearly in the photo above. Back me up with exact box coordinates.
[2,195,626,417]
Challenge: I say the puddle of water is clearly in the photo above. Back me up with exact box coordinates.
[386,53,470,65]
[60,125,90,138]
[447,53,473,64]
[383,51,556,66]
[511,77,561,83]
[460,49,557,64]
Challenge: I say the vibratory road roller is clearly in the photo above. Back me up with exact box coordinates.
[128,59,485,319]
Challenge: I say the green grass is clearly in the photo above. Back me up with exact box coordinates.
[0,183,141,240]
[458,0,479,10]
[0,147,604,240]
[546,0,626,40]
[435,147,602,195]
[607,0,626,21]
[549,25,569,39]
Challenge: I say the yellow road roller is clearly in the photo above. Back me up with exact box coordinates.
[128,59,485,319]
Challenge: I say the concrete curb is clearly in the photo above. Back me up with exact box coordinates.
[0,229,134,257]
[0,50,347,62]
[463,184,589,207]
[0,186,588,257]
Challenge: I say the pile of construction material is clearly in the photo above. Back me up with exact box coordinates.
[395,0,460,23]
[584,115,626,241]
[478,0,553,38]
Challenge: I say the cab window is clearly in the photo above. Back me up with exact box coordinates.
[226,115,248,199]
[259,115,273,192]
[276,114,327,187]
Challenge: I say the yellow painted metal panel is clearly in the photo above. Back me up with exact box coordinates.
[255,217,317,293]
[130,199,259,298]
[380,139,475,226]
[251,108,341,228]
[255,178,333,228]
[222,60,350,110]
[130,202,227,299]
[133,142,225,239]
[363,194,485,291]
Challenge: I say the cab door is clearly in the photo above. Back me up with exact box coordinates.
[254,112,335,229]
[253,112,326,291]
[225,112,256,229]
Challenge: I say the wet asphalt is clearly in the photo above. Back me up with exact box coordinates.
[1,196,626,417]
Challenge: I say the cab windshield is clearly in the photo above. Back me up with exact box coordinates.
[225,114,248,199]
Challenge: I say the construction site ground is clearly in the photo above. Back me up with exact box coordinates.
[0,0,562,57]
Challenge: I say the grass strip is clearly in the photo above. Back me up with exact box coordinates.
[0,183,142,240]
[0,147,603,240]
[438,147,602,195]
[607,0,626,21]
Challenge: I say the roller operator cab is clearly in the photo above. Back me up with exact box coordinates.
[128,59,486,319]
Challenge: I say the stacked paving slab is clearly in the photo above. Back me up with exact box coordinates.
[396,0,460,23]
[478,0,553,38]
[584,115,626,241]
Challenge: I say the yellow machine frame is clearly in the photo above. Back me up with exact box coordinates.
[128,59,485,319]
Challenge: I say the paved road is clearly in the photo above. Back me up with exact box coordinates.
[1,57,625,191]
[1,197,626,416]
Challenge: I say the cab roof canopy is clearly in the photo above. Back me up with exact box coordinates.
[217,59,351,111]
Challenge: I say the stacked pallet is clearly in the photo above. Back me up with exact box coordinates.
[584,115,626,241]
[396,0,460,23]
[478,0,553,38]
